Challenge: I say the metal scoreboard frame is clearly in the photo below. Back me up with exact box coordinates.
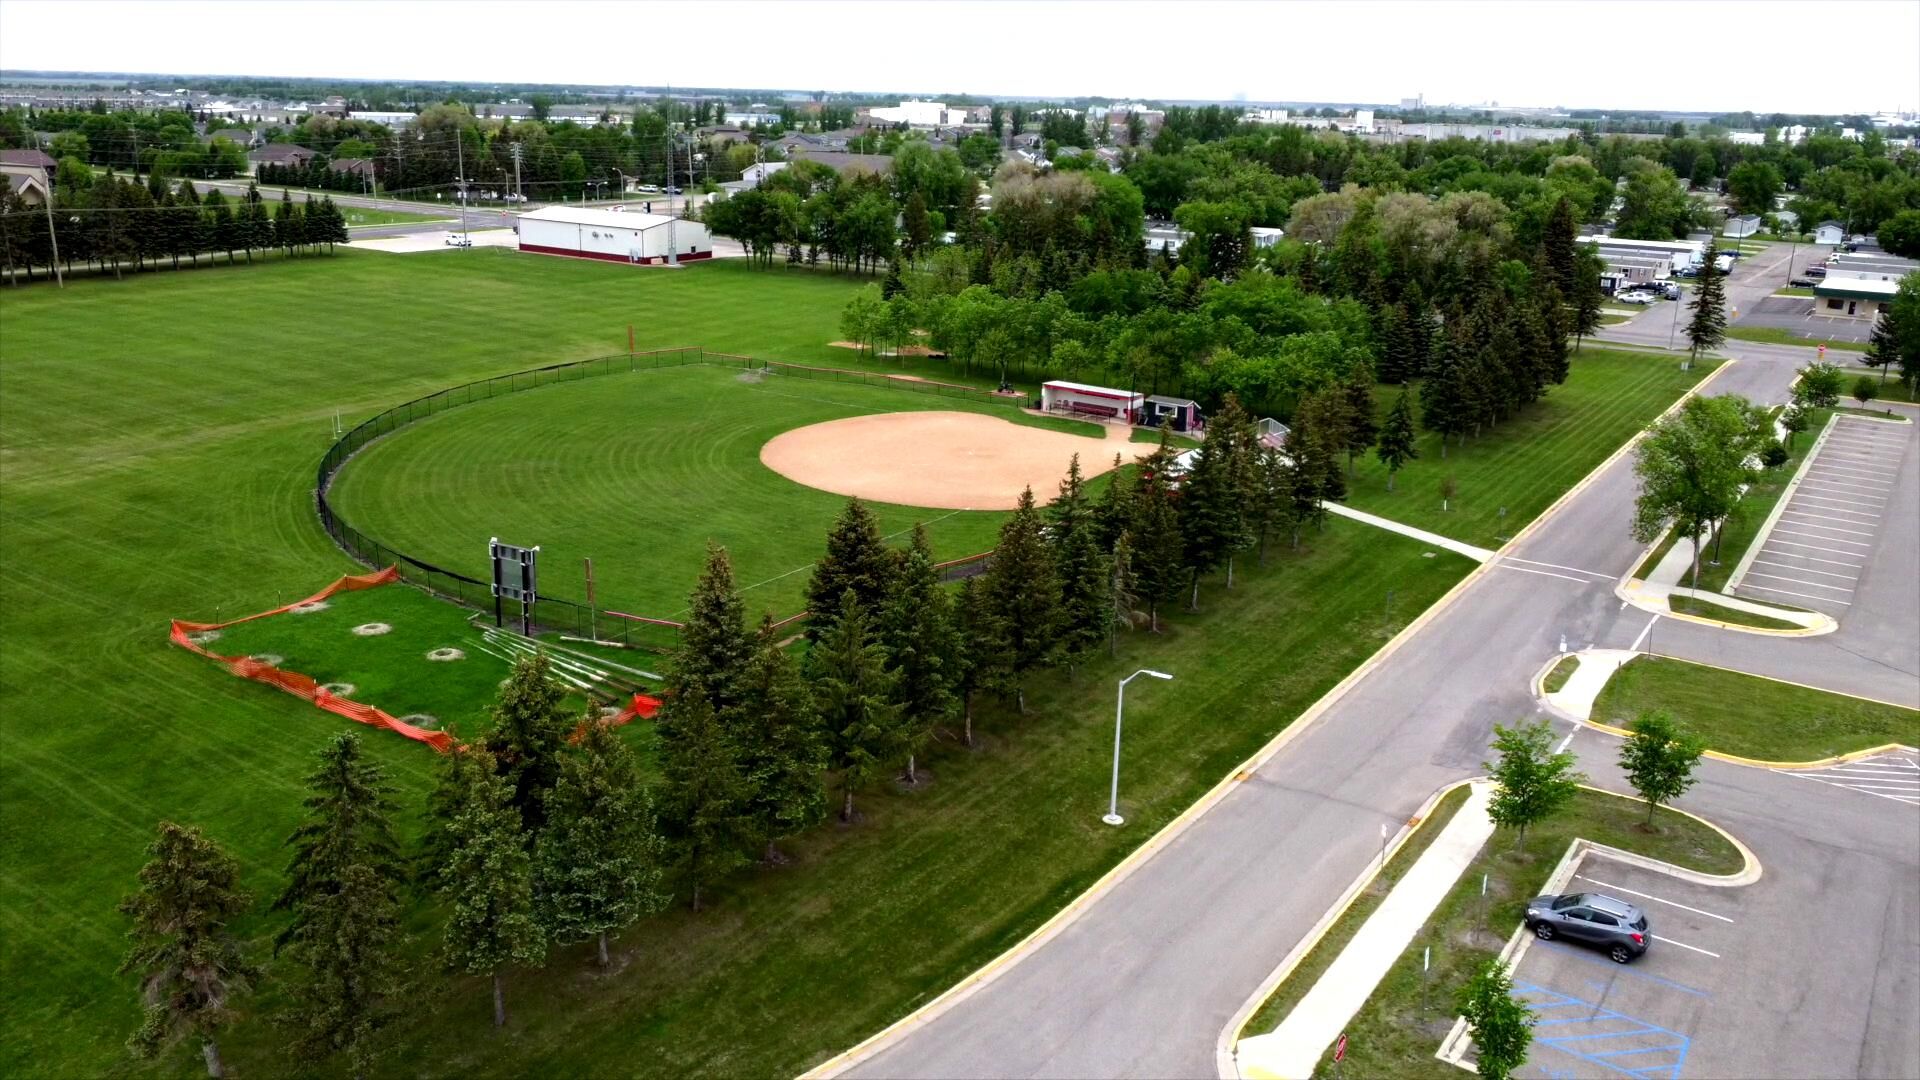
[489,538,539,633]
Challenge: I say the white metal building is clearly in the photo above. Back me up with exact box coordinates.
[515,205,712,265]
[1040,380,1143,423]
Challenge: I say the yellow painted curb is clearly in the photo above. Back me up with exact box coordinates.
[1614,578,1834,637]
[1573,784,1761,885]
[1216,779,1480,1078]
[1582,717,1915,771]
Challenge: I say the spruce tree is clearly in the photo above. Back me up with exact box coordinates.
[670,542,755,713]
[984,486,1064,706]
[1107,531,1140,655]
[1538,283,1572,384]
[1049,457,1113,673]
[1864,308,1898,383]
[812,591,905,821]
[119,822,255,1078]
[656,689,748,910]
[1377,302,1412,384]
[1130,447,1187,630]
[881,527,959,782]
[1543,195,1578,295]
[533,714,668,968]
[1176,422,1235,611]
[1251,446,1288,562]
[1375,389,1420,492]
[1420,334,1468,456]
[1091,452,1135,553]
[482,652,571,835]
[951,576,1010,746]
[438,749,544,1028]
[271,733,402,953]
[1570,249,1605,353]
[1685,242,1728,369]
[1284,430,1327,546]
[733,615,827,856]
[416,738,478,895]
[1341,363,1379,475]
[1291,391,1348,504]
[277,861,402,1076]
[804,498,899,640]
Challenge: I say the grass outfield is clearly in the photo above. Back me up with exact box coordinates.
[326,364,1110,621]
[1345,349,1721,548]
[0,250,1476,1077]
[1591,655,1919,760]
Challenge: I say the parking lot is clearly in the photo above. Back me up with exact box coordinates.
[1731,416,1911,617]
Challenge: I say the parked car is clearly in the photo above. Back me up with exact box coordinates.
[1790,277,1818,287]
[637,184,662,193]
[1676,265,1700,278]
[1807,265,1828,278]
[1616,290,1656,305]
[1526,892,1649,963]
[1661,282,1682,300]
[444,234,472,248]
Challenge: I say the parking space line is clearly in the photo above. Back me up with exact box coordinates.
[1739,582,1851,604]
[1573,875,1734,922]
[1764,539,1865,561]
[1805,476,1894,493]
[1651,934,1720,958]
[1751,559,1859,581]
[1788,499,1881,518]
[1758,549,1863,569]
[1773,528,1871,548]
[1808,456,1896,471]
[1792,492,1887,509]
[1528,949,1712,997]
[1774,515,1874,536]
[1781,771,1920,804]
[1744,571,1853,593]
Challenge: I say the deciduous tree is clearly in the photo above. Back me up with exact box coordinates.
[1483,718,1585,851]
[1458,959,1533,1080]
[1617,710,1705,827]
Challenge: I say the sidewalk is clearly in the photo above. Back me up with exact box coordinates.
[1542,649,1637,720]
[1237,783,1496,1080]
[1323,503,1494,563]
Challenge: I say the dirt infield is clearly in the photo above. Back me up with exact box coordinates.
[760,411,1140,510]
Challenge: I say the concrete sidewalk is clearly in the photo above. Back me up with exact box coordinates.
[1237,783,1496,1079]
[1323,503,1495,563]
[1542,649,1637,720]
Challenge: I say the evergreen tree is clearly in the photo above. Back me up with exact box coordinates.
[533,714,668,968]
[1569,248,1605,353]
[1375,389,1420,491]
[1049,457,1113,673]
[1107,529,1140,655]
[656,689,748,910]
[1864,308,1899,383]
[733,616,827,856]
[1420,334,1468,455]
[277,861,403,1076]
[482,652,571,835]
[981,487,1061,709]
[951,576,1010,746]
[670,543,755,713]
[1250,445,1289,562]
[881,527,959,782]
[804,498,898,640]
[812,591,905,821]
[1176,419,1235,610]
[1340,363,1379,475]
[416,738,479,895]
[274,189,297,255]
[438,749,544,1028]
[1091,452,1135,553]
[1538,283,1572,384]
[1377,302,1412,384]
[1684,242,1728,368]
[1130,445,1187,630]
[271,733,402,953]
[1543,195,1578,295]
[119,822,255,1078]
[1284,430,1327,546]
[1291,391,1348,504]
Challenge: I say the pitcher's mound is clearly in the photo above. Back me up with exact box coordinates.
[761,411,1132,510]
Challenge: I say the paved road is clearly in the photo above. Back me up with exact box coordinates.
[842,338,1919,1079]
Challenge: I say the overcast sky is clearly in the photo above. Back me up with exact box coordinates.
[2,0,1915,115]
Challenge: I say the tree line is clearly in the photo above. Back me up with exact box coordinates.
[1,174,349,284]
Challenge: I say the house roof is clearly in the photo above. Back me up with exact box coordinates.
[517,205,681,231]
[1814,278,1901,300]
[7,170,49,196]
[1042,380,1141,401]
[1816,220,1845,229]
[1145,395,1200,408]
[330,158,374,173]
[786,149,893,174]
[249,143,314,162]
[0,147,56,169]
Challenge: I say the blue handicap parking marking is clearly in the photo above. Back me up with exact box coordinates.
[1535,941,1712,998]
[1514,980,1693,1080]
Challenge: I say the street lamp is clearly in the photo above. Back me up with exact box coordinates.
[1104,669,1173,826]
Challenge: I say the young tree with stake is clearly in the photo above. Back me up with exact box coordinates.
[1617,710,1705,828]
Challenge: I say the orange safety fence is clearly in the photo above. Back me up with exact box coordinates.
[168,567,456,752]
[572,690,665,743]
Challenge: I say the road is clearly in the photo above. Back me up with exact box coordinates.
[840,335,1919,1079]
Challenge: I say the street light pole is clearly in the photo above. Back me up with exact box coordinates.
[1104,669,1173,826]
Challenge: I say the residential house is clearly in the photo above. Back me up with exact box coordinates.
[1813,221,1846,245]
[785,149,893,176]
[331,158,376,182]
[248,143,317,173]
[0,147,57,172]
[1723,214,1761,239]
[3,165,50,206]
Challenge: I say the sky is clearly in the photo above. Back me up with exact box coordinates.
[2,0,1916,116]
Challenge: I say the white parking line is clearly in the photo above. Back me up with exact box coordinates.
[1504,557,1612,580]
[1809,453,1897,468]
[1775,514,1874,536]
[1789,498,1882,517]
[1740,582,1852,605]
[1806,475,1894,492]
[1792,491,1887,508]
[1652,934,1721,958]
[1496,564,1592,585]
[1574,876,1734,922]
[1774,528,1872,548]
[1764,539,1865,561]
[1759,550,1864,570]
[1745,571,1853,593]
[1751,559,1859,581]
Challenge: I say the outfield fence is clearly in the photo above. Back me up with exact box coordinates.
[314,347,1007,647]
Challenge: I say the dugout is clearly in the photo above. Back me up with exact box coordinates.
[1143,395,1203,433]
[1040,380,1144,422]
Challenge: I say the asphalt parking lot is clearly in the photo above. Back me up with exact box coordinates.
[1731,416,1912,617]
[1735,295,1876,344]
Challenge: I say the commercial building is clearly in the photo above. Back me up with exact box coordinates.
[346,111,418,127]
[1578,235,1704,274]
[865,100,974,127]
[515,205,711,265]
[1812,277,1900,319]
[1824,252,1918,283]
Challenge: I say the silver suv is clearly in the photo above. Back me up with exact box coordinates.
[1525,892,1650,963]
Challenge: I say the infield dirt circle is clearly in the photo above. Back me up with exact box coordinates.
[761,411,1143,511]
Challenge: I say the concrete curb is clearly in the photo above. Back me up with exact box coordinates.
[1613,578,1835,637]
[1215,779,1480,1079]
[1726,412,1838,592]
[1580,716,1917,772]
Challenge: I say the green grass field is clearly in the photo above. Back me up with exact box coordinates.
[1725,326,1870,351]
[0,249,1479,1077]
[343,207,456,227]
[326,364,1107,621]
[1591,656,1920,760]
[1666,593,1805,630]
[1270,788,1742,1079]
[1345,350,1721,548]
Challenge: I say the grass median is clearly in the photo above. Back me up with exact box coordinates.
[1242,787,1740,1080]
[1592,655,1920,761]
[1725,326,1870,351]
[1666,593,1805,630]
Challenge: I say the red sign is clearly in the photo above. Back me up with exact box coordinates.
[1334,1034,1347,1062]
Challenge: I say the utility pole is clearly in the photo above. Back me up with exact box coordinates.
[511,142,523,204]
[42,194,64,289]
[455,128,469,242]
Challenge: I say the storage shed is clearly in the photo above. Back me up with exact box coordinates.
[1040,380,1143,422]
[515,205,711,265]
[1143,395,1203,433]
